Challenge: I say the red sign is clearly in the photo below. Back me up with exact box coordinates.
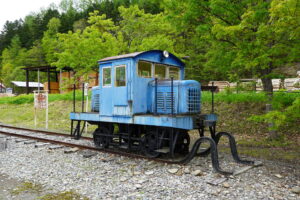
[34,93,47,109]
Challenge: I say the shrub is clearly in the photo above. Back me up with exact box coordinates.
[249,97,300,133]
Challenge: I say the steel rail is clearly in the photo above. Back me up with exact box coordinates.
[0,129,179,165]
[0,124,92,140]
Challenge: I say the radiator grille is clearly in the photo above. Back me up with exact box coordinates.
[187,88,200,113]
[157,92,175,113]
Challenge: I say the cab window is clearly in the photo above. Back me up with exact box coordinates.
[138,61,152,78]
[102,67,111,86]
[115,65,126,87]
[169,67,180,80]
[155,64,166,79]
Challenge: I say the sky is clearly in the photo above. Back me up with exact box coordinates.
[0,0,62,31]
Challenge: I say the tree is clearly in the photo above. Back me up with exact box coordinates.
[42,17,62,65]
[162,0,215,81]
[54,6,178,75]
[163,0,300,92]
[212,0,300,93]
[0,36,27,86]
[118,5,176,54]
[25,41,47,67]
[54,11,120,75]
[0,20,24,52]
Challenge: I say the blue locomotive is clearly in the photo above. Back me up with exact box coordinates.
[70,50,254,174]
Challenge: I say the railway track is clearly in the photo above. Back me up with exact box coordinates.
[0,124,92,140]
[0,124,181,165]
[0,124,258,175]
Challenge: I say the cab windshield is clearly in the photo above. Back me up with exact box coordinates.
[137,61,180,80]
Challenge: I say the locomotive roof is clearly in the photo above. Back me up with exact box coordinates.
[98,50,184,66]
[99,52,143,62]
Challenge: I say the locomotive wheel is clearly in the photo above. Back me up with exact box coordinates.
[141,131,162,158]
[93,127,112,148]
[118,124,138,145]
[175,131,190,154]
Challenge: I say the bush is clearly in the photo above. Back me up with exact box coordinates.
[272,92,300,109]
[249,97,300,132]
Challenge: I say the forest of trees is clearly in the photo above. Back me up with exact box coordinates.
[0,0,299,93]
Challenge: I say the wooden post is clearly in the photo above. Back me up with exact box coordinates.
[59,69,62,94]
[82,83,84,112]
[55,72,58,82]
[47,66,50,93]
[266,103,277,139]
[46,91,48,129]
[38,69,40,93]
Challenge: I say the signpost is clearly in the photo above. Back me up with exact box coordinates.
[34,91,48,129]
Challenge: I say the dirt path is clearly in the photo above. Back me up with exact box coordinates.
[0,173,43,200]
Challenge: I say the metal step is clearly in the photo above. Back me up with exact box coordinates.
[155,147,170,153]
[119,145,128,149]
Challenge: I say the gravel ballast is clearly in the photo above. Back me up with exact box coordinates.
[0,133,299,199]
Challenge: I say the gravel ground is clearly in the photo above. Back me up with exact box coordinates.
[0,132,299,200]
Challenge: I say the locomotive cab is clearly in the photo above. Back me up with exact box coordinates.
[90,50,201,120]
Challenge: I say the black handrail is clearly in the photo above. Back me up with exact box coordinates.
[73,84,76,112]
[212,81,214,113]
[171,77,174,116]
[155,78,158,115]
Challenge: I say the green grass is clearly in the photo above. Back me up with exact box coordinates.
[1,90,299,109]
[202,91,267,103]
[237,136,293,148]
[220,145,299,162]
[0,100,97,134]
[202,91,300,108]
[0,90,91,105]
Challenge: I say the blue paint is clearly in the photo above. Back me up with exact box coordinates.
[70,50,201,130]
[148,80,201,114]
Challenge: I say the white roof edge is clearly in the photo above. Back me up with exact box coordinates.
[11,81,44,88]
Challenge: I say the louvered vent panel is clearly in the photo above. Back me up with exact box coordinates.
[157,92,165,110]
[156,92,175,113]
[92,94,100,112]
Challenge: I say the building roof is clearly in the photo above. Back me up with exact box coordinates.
[99,52,143,62]
[11,81,44,88]
[21,66,73,72]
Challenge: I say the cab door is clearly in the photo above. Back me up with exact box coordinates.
[100,63,113,116]
[112,61,131,116]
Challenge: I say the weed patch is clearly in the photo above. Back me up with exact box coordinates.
[11,181,43,195]
[38,190,89,200]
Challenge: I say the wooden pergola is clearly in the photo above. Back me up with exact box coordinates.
[22,66,73,94]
